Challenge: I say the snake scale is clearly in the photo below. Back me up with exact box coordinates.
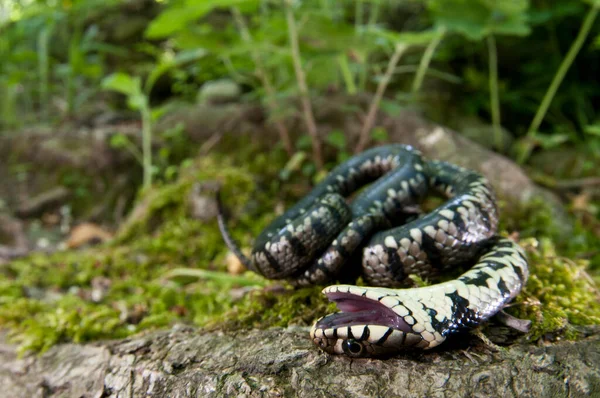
[218,144,528,357]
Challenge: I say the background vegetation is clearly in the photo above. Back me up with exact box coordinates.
[0,0,599,353]
[2,0,600,162]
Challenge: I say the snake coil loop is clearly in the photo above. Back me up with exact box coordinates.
[218,145,528,357]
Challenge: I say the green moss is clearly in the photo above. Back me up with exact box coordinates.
[0,148,294,354]
[211,285,337,331]
[0,296,128,354]
[509,238,600,341]
[0,147,599,354]
[499,196,600,339]
[500,197,600,270]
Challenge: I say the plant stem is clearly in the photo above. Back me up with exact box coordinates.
[367,0,380,26]
[284,0,324,168]
[487,34,502,151]
[231,7,294,155]
[37,26,51,122]
[67,26,82,116]
[356,1,380,93]
[355,43,408,153]
[0,81,18,129]
[124,137,144,166]
[522,4,600,163]
[140,105,153,189]
[355,0,364,32]
[395,65,462,84]
[412,27,445,94]
[338,54,357,94]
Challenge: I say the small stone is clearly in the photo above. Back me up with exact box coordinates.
[227,252,247,275]
[66,223,113,249]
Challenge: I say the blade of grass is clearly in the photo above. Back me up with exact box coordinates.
[338,54,357,95]
[412,27,446,93]
[37,25,52,121]
[162,268,267,287]
[521,4,600,163]
[487,34,502,151]
[284,0,324,168]
[231,7,294,155]
[355,43,408,152]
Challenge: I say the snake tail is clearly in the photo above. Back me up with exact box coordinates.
[216,189,254,271]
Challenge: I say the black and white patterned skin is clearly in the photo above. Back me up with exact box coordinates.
[221,145,431,285]
[361,160,499,287]
[217,144,529,357]
[310,238,528,356]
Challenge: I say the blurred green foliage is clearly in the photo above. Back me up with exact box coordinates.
[0,0,598,171]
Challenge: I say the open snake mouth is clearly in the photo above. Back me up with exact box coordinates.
[315,291,412,333]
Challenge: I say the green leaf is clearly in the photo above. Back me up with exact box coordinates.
[145,5,214,39]
[296,135,312,151]
[583,0,600,8]
[536,133,570,149]
[145,48,207,94]
[371,127,389,142]
[109,133,130,149]
[527,2,583,26]
[429,0,531,40]
[380,99,403,116]
[325,130,347,150]
[145,0,260,39]
[584,124,600,137]
[296,13,370,54]
[151,105,170,122]
[306,54,342,89]
[101,73,141,97]
[363,26,404,49]
[395,30,439,45]
[127,93,148,111]
[279,151,307,180]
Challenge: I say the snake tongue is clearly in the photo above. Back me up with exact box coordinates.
[315,309,384,329]
[320,291,411,332]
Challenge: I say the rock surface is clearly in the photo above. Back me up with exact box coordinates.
[1,326,598,397]
[0,98,589,397]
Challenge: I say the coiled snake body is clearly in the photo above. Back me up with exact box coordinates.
[218,144,528,357]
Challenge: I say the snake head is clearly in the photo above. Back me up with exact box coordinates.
[310,285,444,357]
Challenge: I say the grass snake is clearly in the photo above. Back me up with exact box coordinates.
[218,144,528,357]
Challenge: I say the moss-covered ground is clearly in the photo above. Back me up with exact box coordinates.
[0,147,598,354]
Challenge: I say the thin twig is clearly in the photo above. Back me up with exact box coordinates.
[555,177,600,189]
[395,65,462,84]
[284,0,324,169]
[533,174,600,190]
[140,105,153,189]
[198,131,224,156]
[355,43,408,153]
[231,7,294,155]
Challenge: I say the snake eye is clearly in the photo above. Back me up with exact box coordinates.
[342,339,365,357]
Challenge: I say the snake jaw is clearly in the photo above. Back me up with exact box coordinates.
[320,290,412,332]
[310,285,425,357]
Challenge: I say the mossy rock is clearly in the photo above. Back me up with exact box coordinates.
[0,147,598,356]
